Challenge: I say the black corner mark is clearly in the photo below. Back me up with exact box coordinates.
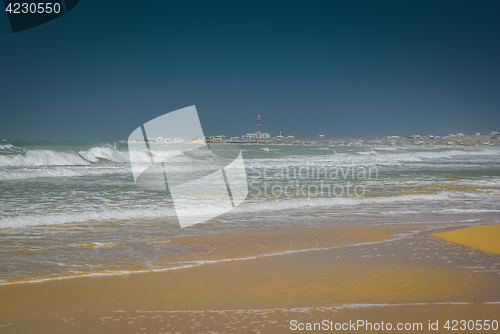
[64,0,77,12]
[3,0,79,33]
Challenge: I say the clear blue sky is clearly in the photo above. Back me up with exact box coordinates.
[1,0,499,140]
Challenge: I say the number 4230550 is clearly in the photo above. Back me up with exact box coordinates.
[5,2,62,14]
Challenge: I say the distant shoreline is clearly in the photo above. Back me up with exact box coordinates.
[116,133,499,147]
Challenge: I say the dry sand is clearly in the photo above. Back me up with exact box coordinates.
[431,224,500,254]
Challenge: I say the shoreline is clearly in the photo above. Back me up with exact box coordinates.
[0,225,407,286]
[1,222,499,333]
[1,222,498,286]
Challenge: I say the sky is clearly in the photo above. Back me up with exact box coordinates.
[0,0,499,141]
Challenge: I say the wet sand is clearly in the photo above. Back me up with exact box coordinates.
[1,223,499,333]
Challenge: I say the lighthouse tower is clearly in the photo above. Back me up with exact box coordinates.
[257,115,261,139]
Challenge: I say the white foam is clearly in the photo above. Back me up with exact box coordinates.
[0,146,133,167]
[234,193,454,214]
[0,192,469,229]
[247,148,500,169]
[0,207,177,229]
[0,166,129,180]
[0,150,91,167]
[79,147,129,163]
[373,147,398,151]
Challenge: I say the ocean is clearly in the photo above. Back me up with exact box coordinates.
[1,140,499,284]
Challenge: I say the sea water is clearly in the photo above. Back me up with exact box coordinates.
[0,141,499,283]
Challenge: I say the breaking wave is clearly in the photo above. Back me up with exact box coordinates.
[1,191,492,228]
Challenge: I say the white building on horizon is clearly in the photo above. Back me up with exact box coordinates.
[243,133,271,139]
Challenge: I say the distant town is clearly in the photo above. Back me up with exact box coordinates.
[122,115,499,147]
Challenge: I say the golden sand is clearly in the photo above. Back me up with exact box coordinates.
[1,249,497,318]
[1,224,499,333]
[0,225,402,285]
[152,225,399,265]
[76,242,123,248]
[431,224,500,254]
[1,226,498,316]
[409,181,500,195]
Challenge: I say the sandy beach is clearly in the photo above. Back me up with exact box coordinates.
[1,223,499,333]
[431,224,500,255]
[2,0,500,332]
